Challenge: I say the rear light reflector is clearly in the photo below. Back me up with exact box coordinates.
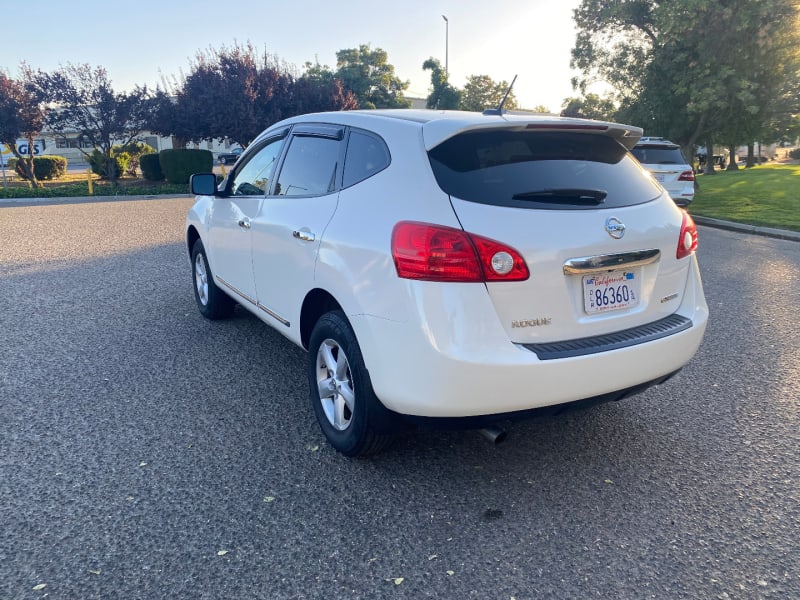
[678,170,695,182]
[392,221,529,282]
[525,123,608,131]
[676,211,698,259]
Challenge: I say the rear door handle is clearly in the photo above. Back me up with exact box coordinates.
[238,218,251,230]
[292,230,316,242]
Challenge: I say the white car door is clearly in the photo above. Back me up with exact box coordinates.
[206,135,286,305]
[250,126,344,337]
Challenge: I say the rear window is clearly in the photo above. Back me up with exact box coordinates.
[631,145,688,165]
[428,131,662,210]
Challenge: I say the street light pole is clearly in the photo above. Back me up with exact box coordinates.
[442,15,449,80]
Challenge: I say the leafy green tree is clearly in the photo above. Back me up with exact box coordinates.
[0,69,46,186]
[560,94,616,120]
[333,45,411,109]
[572,0,800,172]
[459,75,518,113]
[28,63,152,184]
[422,58,460,109]
[302,59,336,85]
[531,105,552,114]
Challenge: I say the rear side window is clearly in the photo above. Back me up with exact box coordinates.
[632,146,688,165]
[428,131,662,210]
[343,130,390,188]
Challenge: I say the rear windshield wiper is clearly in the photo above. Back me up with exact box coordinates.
[511,189,607,204]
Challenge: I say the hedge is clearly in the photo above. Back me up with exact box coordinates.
[159,149,213,185]
[140,153,165,181]
[7,155,68,180]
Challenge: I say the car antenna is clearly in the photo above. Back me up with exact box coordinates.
[483,75,518,116]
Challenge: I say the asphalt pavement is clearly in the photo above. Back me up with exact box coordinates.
[1,198,798,599]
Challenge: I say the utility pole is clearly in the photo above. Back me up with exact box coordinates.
[442,15,449,80]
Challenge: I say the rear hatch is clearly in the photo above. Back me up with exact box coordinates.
[426,123,693,344]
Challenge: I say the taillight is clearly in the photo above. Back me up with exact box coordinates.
[391,221,529,282]
[676,211,698,259]
[678,170,695,182]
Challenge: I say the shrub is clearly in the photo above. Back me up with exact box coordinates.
[118,141,155,176]
[88,149,131,179]
[159,149,213,184]
[789,148,800,160]
[8,155,68,180]
[140,153,164,181]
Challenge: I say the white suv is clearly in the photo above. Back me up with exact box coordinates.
[187,110,708,456]
[631,137,696,206]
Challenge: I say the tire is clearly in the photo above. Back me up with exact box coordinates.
[191,239,236,320]
[308,311,394,457]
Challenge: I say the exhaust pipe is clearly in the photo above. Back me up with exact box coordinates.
[479,425,507,444]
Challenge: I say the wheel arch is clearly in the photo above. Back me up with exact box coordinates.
[300,288,343,350]
[186,225,201,259]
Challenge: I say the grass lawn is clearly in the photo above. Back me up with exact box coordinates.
[690,163,800,232]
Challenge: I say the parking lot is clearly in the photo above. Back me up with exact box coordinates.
[1,198,798,599]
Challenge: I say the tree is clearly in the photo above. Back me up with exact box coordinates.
[292,75,358,116]
[167,44,293,148]
[28,63,152,183]
[0,69,46,186]
[422,58,460,109]
[572,0,800,171]
[560,94,616,120]
[459,75,518,113]
[151,44,357,149]
[333,45,411,109]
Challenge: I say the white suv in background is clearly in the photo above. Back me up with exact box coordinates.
[632,137,696,206]
[187,110,708,456]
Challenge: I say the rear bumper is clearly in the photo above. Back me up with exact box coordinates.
[400,369,682,429]
[351,256,708,418]
[668,185,695,206]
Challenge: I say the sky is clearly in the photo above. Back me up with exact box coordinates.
[1,0,584,113]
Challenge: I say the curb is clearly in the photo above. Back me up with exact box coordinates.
[692,215,800,243]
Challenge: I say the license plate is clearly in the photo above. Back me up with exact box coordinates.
[583,271,640,314]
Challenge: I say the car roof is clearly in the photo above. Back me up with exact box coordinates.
[267,109,644,151]
[635,137,680,148]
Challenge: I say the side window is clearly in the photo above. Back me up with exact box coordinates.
[231,136,285,196]
[343,130,390,188]
[274,135,341,197]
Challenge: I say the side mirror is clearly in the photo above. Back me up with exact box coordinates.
[190,173,219,196]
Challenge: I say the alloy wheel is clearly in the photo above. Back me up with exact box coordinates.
[315,339,354,431]
[195,254,209,306]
